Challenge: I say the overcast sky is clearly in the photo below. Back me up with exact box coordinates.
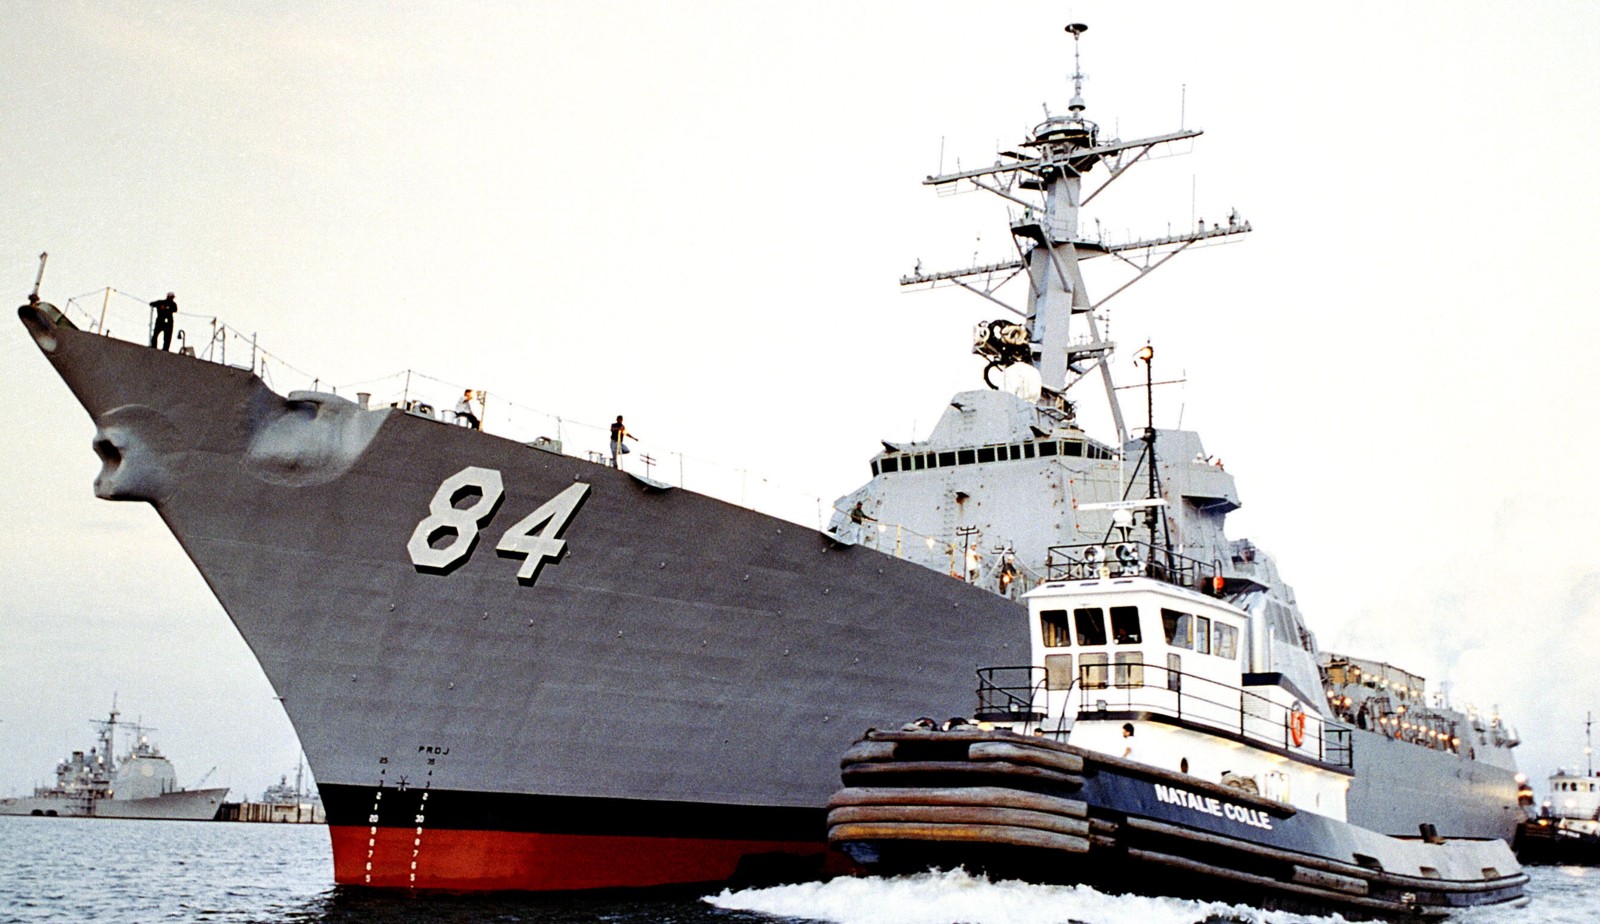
[2,2,1598,806]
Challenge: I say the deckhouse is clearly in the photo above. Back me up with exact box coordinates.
[980,542,1355,821]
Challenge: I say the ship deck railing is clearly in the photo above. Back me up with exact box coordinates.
[1044,540,1222,593]
[38,288,843,534]
[976,663,1354,770]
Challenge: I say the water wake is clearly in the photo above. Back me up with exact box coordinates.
[704,869,1351,924]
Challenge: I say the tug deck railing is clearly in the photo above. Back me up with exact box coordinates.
[976,663,1353,770]
[1044,540,1222,591]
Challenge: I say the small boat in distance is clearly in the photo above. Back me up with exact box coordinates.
[1515,713,1600,865]
[0,704,228,820]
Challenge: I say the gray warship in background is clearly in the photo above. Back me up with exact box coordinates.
[16,26,1519,891]
[0,705,227,820]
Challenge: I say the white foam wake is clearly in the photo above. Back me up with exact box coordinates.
[704,869,1352,924]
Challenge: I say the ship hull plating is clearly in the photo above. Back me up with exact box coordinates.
[1345,727,1520,842]
[324,784,828,889]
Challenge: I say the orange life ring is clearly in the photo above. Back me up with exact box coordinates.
[1289,704,1307,747]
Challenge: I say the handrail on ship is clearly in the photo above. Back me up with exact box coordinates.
[35,290,1141,591]
[35,289,838,534]
[973,665,1049,723]
[840,517,1047,592]
[974,663,1354,770]
[1044,539,1225,594]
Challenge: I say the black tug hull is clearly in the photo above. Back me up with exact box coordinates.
[829,729,1528,921]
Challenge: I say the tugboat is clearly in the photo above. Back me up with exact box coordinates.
[1515,713,1600,865]
[0,704,229,820]
[15,20,1521,892]
[827,574,1527,918]
[826,22,1527,920]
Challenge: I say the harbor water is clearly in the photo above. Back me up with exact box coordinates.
[2,817,1596,924]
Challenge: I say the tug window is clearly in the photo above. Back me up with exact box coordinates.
[1167,653,1182,692]
[1114,652,1144,689]
[1161,608,1193,649]
[1080,652,1109,689]
[1040,609,1073,648]
[1214,623,1239,660]
[1074,608,1108,646]
[1194,616,1212,655]
[1110,606,1142,644]
[1045,653,1074,690]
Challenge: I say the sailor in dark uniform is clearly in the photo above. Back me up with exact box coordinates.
[149,292,177,350]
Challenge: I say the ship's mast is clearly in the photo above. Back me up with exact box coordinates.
[1025,22,1095,400]
[903,24,1250,445]
[1587,711,1594,777]
[92,702,121,775]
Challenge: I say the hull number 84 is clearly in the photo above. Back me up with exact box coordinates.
[406,466,591,584]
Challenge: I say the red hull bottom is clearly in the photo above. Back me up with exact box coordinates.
[329,824,829,891]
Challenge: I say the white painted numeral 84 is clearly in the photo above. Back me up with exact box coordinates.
[406,466,590,585]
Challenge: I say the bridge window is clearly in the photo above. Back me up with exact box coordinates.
[1080,652,1109,689]
[1110,606,1141,644]
[937,451,956,467]
[1063,441,1083,457]
[1074,607,1107,646]
[957,449,976,465]
[1040,609,1072,648]
[1194,616,1212,654]
[1114,652,1143,689]
[1045,653,1073,690]
[1162,608,1193,649]
[1214,623,1239,660]
[1038,441,1058,457]
[977,447,997,463]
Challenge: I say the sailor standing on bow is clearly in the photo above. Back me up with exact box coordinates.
[610,415,636,468]
[149,292,177,351]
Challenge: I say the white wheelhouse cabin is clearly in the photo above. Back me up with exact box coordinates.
[980,564,1355,822]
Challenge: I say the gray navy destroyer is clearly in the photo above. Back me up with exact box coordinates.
[0,704,227,820]
[16,26,1520,892]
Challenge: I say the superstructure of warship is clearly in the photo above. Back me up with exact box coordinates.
[0,704,228,820]
[16,26,1519,891]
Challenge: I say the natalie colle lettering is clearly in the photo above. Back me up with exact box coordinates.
[1153,783,1274,830]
